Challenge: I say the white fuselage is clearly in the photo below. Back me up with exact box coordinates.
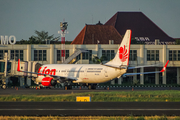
[36,64,127,84]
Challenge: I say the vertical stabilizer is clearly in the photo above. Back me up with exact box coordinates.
[17,59,20,71]
[105,30,132,68]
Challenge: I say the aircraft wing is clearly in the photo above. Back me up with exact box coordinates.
[123,60,169,77]
[17,59,77,81]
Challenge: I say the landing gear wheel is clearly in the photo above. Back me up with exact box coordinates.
[1,84,6,90]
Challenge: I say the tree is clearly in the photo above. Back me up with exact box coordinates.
[32,30,60,44]
[33,30,53,42]
[175,39,180,45]
[28,36,38,44]
[92,55,108,64]
[17,39,28,44]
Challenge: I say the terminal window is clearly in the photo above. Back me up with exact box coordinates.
[147,50,159,61]
[169,50,180,61]
[57,50,69,61]
[34,50,46,61]
[129,50,137,61]
[102,50,115,61]
[65,50,69,59]
[82,50,92,61]
[10,50,23,61]
[76,54,81,61]
[0,50,8,60]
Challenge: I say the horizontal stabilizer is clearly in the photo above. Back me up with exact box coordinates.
[123,60,169,77]
[128,63,161,69]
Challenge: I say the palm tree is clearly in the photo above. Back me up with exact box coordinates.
[33,30,60,44]
[35,30,53,41]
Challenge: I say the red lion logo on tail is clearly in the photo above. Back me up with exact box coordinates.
[119,45,128,62]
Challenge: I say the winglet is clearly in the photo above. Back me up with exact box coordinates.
[160,60,169,73]
[17,59,20,72]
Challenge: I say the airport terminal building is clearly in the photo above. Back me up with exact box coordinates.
[0,12,180,86]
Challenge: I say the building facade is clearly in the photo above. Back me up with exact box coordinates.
[1,43,180,85]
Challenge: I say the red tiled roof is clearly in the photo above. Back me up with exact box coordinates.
[105,12,175,42]
[71,25,122,44]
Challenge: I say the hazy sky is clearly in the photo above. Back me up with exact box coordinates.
[0,0,180,41]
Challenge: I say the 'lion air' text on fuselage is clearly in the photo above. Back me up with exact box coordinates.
[38,67,56,76]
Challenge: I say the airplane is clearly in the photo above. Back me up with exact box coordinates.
[17,30,169,89]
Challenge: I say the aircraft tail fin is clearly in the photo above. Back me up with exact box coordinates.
[105,29,132,68]
[17,59,20,71]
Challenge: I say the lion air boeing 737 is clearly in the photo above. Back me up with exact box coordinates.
[17,30,169,89]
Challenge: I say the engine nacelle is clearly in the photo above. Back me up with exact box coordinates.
[41,77,57,86]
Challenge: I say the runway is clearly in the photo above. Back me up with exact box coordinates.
[1,88,180,116]
[0,102,180,116]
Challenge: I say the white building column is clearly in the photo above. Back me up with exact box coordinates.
[140,45,144,65]
[133,69,137,84]
[177,67,180,85]
[140,67,144,85]
[50,44,54,64]
[27,45,31,61]
[155,68,159,85]
[95,44,99,57]
[162,70,166,84]
[139,45,144,85]
[118,77,122,85]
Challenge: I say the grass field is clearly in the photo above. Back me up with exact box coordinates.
[0,115,180,120]
[0,90,180,102]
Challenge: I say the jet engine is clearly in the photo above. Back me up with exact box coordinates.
[41,77,57,86]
